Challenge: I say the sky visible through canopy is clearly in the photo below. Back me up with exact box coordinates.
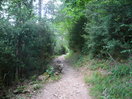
[34,0,63,18]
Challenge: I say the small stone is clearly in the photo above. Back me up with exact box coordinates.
[23,89,30,94]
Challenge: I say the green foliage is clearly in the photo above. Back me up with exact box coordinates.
[14,86,27,94]
[69,16,87,52]
[66,0,132,59]
[111,64,132,77]
[58,0,91,54]
[89,60,109,70]
[64,0,91,21]
[83,59,132,99]
[0,0,55,87]
[83,0,132,58]
[68,52,109,70]
[0,19,54,86]
[66,52,83,66]
[33,84,42,90]
[46,66,54,76]
[49,74,61,81]
[85,65,132,99]
[30,75,37,81]
[54,44,67,55]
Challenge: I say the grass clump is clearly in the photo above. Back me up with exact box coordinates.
[85,64,132,99]
[88,60,109,70]
[49,75,61,81]
[111,64,132,77]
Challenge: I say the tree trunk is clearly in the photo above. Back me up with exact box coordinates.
[38,0,42,20]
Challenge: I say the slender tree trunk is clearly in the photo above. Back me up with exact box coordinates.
[38,0,42,20]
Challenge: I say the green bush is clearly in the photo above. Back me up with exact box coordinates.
[68,0,132,59]
[54,45,67,55]
[69,16,87,52]
[83,0,132,59]
[0,19,55,86]
[46,66,54,76]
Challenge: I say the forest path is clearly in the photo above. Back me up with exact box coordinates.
[32,55,91,99]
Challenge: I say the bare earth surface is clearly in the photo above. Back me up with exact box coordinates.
[32,55,91,99]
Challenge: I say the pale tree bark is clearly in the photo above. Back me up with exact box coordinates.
[38,0,42,20]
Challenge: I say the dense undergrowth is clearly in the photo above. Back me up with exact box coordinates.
[67,53,132,99]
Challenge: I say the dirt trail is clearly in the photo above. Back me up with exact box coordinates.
[32,55,91,99]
